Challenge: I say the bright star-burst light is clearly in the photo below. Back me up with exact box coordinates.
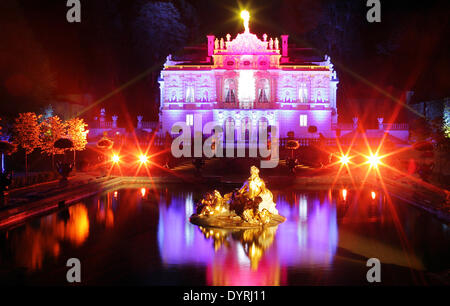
[240,10,250,33]
[139,154,149,164]
[340,154,350,165]
[111,154,120,163]
[367,153,381,168]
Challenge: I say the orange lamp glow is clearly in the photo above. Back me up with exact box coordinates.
[371,191,376,200]
[342,189,347,201]
[111,154,120,163]
[140,188,146,197]
[340,154,350,165]
[139,154,149,164]
[367,153,381,168]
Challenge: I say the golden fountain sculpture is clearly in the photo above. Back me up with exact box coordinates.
[190,166,286,228]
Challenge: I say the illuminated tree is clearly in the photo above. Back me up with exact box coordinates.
[13,112,41,176]
[39,115,66,168]
[65,117,89,165]
[443,105,450,138]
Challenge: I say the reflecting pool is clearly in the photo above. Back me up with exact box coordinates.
[0,185,448,285]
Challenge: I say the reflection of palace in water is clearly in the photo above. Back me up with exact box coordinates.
[0,187,432,283]
[157,191,338,285]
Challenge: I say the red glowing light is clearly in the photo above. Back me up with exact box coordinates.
[342,189,347,201]
[367,153,381,168]
[138,154,149,164]
[111,154,120,163]
[340,154,350,165]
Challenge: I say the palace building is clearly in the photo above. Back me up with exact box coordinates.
[158,11,339,140]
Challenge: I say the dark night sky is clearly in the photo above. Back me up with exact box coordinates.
[0,0,449,127]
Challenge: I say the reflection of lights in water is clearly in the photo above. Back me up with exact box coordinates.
[11,203,90,270]
[64,205,90,245]
[106,209,114,228]
[297,222,307,247]
[185,193,194,246]
[140,188,146,197]
[237,243,251,267]
[158,190,338,284]
[277,195,338,266]
[371,191,376,200]
[157,193,214,265]
[299,195,308,221]
[342,189,347,201]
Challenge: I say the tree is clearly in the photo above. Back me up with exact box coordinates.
[39,115,66,168]
[13,112,41,176]
[443,105,450,139]
[409,118,431,143]
[132,1,189,64]
[65,117,89,166]
[0,0,56,116]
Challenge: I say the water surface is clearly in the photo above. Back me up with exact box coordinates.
[0,185,448,285]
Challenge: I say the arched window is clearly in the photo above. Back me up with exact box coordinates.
[257,79,270,103]
[224,117,236,142]
[298,83,308,103]
[202,90,209,102]
[258,117,269,142]
[170,91,177,102]
[186,85,195,103]
[223,79,236,103]
[241,117,251,143]
[284,90,291,102]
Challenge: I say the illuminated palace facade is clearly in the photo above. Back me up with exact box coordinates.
[159,15,339,140]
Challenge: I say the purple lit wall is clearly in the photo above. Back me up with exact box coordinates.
[158,26,339,139]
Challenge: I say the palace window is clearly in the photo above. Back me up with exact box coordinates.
[186,114,194,126]
[315,89,325,102]
[202,90,209,102]
[299,115,307,127]
[224,79,236,103]
[298,84,308,103]
[186,85,195,103]
[257,78,270,103]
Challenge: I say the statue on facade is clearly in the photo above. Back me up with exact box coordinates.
[214,38,219,50]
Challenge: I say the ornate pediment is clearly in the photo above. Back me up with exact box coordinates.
[225,33,270,54]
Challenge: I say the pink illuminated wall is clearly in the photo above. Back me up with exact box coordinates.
[158,22,339,138]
